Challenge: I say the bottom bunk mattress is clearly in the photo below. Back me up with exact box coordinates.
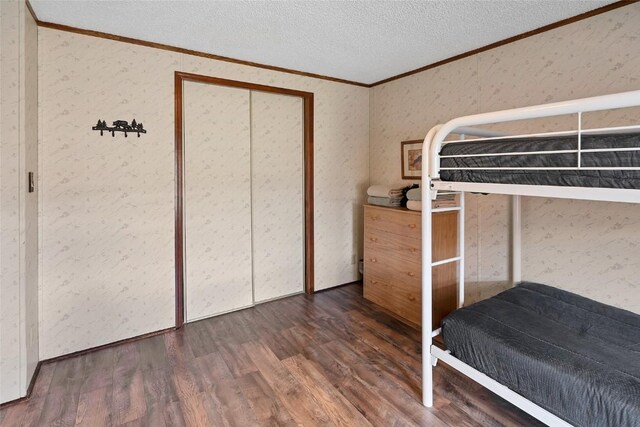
[441,282,640,427]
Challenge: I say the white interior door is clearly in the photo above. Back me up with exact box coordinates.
[251,91,304,302]
[184,81,253,321]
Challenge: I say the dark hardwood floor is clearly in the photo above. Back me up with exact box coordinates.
[0,283,542,426]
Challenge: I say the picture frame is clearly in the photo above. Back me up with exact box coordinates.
[401,140,423,180]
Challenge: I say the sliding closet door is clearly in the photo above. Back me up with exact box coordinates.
[251,92,304,302]
[184,81,253,321]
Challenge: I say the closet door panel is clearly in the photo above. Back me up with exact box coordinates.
[184,82,252,321]
[251,92,304,302]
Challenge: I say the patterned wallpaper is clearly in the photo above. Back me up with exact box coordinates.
[38,28,369,359]
[370,4,640,313]
[39,31,179,360]
[523,197,639,308]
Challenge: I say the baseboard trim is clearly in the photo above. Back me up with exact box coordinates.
[41,326,176,365]
[25,361,41,397]
[314,279,362,293]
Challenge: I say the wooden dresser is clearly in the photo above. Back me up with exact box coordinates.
[363,204,457,329]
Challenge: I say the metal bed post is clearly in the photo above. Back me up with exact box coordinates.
[421,125,493,407]
[457,133,466,309]
[458,192,465,308]
[512,195,522,285]
[421,126,438,407]
[577,112,583,170]
[421,177,434,407]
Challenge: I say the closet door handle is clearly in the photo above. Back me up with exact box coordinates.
[370,258,377,263]
[407,271,415,277]
[407,223,417,229]
[370,237,378,242]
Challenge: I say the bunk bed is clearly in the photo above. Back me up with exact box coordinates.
[421,90,640,427]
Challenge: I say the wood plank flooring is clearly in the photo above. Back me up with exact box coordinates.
[0,283,543,426]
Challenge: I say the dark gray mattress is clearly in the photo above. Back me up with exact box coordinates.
[442,282,640,427]
[440,132,640,188]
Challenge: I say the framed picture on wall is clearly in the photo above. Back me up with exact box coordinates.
[401,140,423,179]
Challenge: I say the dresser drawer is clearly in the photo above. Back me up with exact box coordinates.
[364,257,421,287]
[364,213,456,263]
[364,228,421,264]
[364,205,420,238]
[364,264,455,328]
[363,273,421,326]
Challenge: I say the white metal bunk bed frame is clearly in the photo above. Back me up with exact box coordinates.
[421,89,640,427]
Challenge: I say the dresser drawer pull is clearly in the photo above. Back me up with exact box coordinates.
[370,258,377,263]
[369,237,378,242]
[407,272,415,277]
[407,224,417,229]
[371,280,378,284]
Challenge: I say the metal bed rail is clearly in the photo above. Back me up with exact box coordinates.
[439,123,640,172]
[429,90,640,179]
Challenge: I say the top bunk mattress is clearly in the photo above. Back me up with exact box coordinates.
[439,132,640,188]
[442,282,640,427]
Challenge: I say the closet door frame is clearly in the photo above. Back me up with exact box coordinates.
[174,71,314,328]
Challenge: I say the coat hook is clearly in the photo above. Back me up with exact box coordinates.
[92,119,147,138]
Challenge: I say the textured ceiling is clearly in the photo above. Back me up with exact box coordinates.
[30,0,612,85]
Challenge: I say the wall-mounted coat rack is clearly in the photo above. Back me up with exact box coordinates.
[92,119,147,137]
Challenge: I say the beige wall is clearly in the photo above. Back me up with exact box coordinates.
[0,0,39,404]
[370,4,640,312]
[38,28,370,359]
